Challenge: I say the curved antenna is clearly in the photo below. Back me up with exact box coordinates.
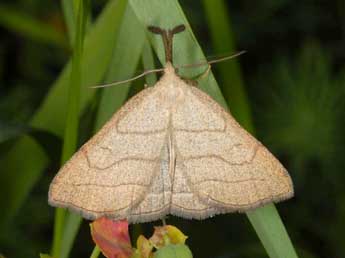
[90,68,164,89]
[90,51,246,89]
[90,24,245,89]
[176,50,247,70]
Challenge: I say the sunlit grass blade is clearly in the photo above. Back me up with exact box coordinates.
[0,0,127,227]
[128,1,298,257]
[247,205,298,258]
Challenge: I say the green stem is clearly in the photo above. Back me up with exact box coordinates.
[51,0,88,257]
[61,0,75,44]
[52,208,66,257]
[90,246,101,258]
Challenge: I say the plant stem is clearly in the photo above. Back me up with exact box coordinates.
[52,0,88,257]
[90,246,101,258]
[52,208,66,257]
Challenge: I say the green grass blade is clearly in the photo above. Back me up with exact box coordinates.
[90,246,101,258]
[60,213,83,258]
[141,38,157,86]
[247,205,298,258]
[95,4,145,129]
[128,1,298,257]
[54,5,146,258]
[61,0,75,44]
[56,5,145,257]
[202,1,298,257]
[0,3,66,47]
[60,0,86,176]
[202,0,253,132]
[0,0,127,227]
[52,0,89,257]
[32,0,127,135]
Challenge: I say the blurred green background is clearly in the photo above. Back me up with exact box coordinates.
[1,0,345,258]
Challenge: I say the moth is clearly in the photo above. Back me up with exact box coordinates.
[49,24,293,223]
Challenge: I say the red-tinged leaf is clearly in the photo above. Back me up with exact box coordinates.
[90,218,133,258]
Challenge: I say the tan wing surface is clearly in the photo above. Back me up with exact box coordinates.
[172,86,293,217]
[49,87,170,221]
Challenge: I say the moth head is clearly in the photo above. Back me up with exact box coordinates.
[148,24,186,67]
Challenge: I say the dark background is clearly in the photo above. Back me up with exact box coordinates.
[1,1,345,257]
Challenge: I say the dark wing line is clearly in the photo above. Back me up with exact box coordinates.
[83,148,160,170]
[193,178,265,185]
[50,182,150,188]
[173,127,226,133]
[207,189,293,207]
[116,128,168,135]
[51,199,132,214]
[182,143,260,166]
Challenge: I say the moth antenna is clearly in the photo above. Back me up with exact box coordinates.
[90,68,164,89]
[176,50,247,70]
[148,24,186,64]
[171,24,186,34]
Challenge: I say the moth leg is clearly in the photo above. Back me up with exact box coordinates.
[197,64,211,80]
[181,64,211,88]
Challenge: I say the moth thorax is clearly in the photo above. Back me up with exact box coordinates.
[164,62,176,74]
[163,83,184,108]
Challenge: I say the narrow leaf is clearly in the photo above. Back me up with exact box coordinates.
[90,246,101,258]
[141,38,157,86]
[60,0,75,44]
[52,0,88,256]
[247,205,298,258]
[95,4,145,129]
